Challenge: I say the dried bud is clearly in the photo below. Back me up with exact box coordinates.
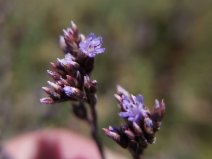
[102,128,120,142]
[47,81,63,93]
[75,71,82,83]
[50,62,66,76]
[42,87,61,99]
[131,122,147,147]
[83,75,91,90]
[124,130,135,140]
[160,99,165,120]
[109,126,121,134]
[47,70,61,81]
[59,36,67,53]
[152,99,165,122]
[114,94,122,104]
[144,118,154,135]
[84,75,98,94]
[80,34,86,41]
[120,123,128,132]
[40,97,54,104]
[90,80,98,93]
[117,85,130,97]
[102,128,128,148]
[63,86,86,101]
[63,28,79,53]
[66,75,79,87]
[132,122,143,135]
[71,21,79,39]
[152,99,160,119]
[59,78,70,86]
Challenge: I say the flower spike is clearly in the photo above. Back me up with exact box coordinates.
[103,85,166,158]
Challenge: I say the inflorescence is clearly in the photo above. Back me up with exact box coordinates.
[103,85,165,158]
[40,21,105,105]
[40,21,105,159]
[40,21,165,159]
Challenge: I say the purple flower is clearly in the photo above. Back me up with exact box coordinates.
[117,94,149,122]
[79,33,105,57]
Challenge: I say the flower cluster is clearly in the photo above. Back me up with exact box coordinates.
[103,85,165,157]
[40,21,105,158]
[39,20,166,159]
[40,21,105,106]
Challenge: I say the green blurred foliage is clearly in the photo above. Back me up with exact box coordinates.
[0,0,212,158]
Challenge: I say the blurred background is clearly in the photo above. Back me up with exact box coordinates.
[0,0,212,158]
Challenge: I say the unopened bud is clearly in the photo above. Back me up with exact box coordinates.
[90,80,98,93]
[83,75,91,90]
[59,36,67,53]
[120,123,128,132]
[47,70,61,81]
[114,94,122,104]
[76,71,82,83]
[124,130,135,140]
[57,58,79,76]
[117,85,130,97]
[152,99,160,121]
[40,97,54,104]
[47,81,63,93]
[102,128,128,148]
[63,28,73,39]
[132,122,142,134]
[42,87,52,94]
[50,62,66,76]
[102,128,120,141]
[63,86,86,101]
[152,99,165,122]
[66,75,79,87]
[144,118,154,134]
[71,21,78,35]
[42,87,61,99]
[109,126,120,134]
[160,99,165,120]
[80,34,86,41]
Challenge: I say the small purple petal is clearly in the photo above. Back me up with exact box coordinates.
[118,94,147,122]
[119,112,130,118]
[87,33,96,39]
[92,48,105,54]
[136,94,144,104]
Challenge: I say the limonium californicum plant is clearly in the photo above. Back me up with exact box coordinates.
[39,21,165,159]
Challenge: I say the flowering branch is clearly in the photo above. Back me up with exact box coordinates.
[40,21,105,159]
[103,85,165,159]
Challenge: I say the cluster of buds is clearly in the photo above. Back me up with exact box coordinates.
[40,21,105,159]
[103,85,165,157]
[40,21,105,116]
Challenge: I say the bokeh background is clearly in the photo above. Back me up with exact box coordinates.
[1,0,212,158]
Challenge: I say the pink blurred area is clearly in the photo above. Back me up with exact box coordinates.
[3,129,126,159]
